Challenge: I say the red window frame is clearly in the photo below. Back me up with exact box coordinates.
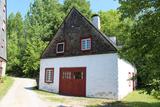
[80,36,92,51]
[45,68,54,83]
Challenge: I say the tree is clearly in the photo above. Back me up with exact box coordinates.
[7,12,25,76]
[22,0,65,77]
[22,38,46,77]
[26,0,64,41]
[63,0,92,19]
[99,10,133,45]
[119,0,160,98]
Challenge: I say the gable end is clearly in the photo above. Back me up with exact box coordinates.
[41,8,117,59]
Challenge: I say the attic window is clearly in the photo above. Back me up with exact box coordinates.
[56,42,65,53]
[81,38,91,51]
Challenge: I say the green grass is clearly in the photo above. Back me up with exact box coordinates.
[0,76,14,100]
[120,90,160,107]
[89,90,160,107]
[35,89,160,107]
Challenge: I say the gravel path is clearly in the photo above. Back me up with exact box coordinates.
[0,78,69,107]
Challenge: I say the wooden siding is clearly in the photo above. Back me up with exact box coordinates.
[41,8,117,59]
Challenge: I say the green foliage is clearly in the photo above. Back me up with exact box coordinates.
[7,12,25,76]
[119,0,160,97]
[99,10,133,44]
[21,0,65,77]
[22,38,47,77]
[26,0,64,41]
[63,0,92,19]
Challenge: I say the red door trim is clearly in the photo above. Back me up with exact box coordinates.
[59,67,86,97]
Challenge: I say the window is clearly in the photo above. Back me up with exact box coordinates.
[45,68,54,83]
[73,72,83,79]
[3,4,6,12]
[62,72,71,79]
[2,20,5,31]
[81,38,91,51]
[56,42,65,53]
[1,39,4,48]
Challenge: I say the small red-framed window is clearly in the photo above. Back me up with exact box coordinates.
[56,42,65,54]
[45,68,54,83]
[80,37,92,51]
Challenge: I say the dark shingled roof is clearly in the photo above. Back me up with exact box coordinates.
[41,7,117,59]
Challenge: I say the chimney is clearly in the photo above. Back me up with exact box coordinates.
[92,14,101,30]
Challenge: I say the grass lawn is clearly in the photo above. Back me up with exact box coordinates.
[0,76,14,100]
[35,89,160,107]
[117,90,160,107]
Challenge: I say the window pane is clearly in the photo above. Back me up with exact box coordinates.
[62,72,71,79]
[45,69,53,83]
[57,42,64,53]
[58,44,64,52]
[73,72,83,79]
[81,38,91,50]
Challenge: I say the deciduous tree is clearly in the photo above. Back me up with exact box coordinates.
[119,0,160,98]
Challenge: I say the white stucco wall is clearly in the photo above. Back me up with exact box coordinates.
[117,58,136,100]
[39,53,119,100]
[1,61,6,77]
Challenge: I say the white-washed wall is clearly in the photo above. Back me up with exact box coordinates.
[1,61,6,76]
[39,53,119,99]
[118,58,136,100]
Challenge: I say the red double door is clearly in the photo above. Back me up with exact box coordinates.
[59,67,86,97]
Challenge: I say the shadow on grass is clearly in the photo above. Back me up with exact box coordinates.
[87,101,160,107]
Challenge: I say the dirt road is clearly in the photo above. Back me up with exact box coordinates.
[0,78,68,107]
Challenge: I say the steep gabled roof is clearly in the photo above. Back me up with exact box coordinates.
[41,7,117,59]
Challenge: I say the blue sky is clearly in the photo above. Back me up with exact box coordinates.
[7,0,120,17]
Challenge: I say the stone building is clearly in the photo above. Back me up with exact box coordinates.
[39,8,136,100]
[0,0,6,77]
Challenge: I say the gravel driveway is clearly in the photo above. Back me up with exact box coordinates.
[0,78,69,107]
